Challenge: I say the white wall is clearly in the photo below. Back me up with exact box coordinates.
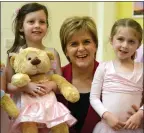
[89,2,116,62]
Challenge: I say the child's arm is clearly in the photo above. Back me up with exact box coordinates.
[90,62,125,131]
[90,63,108,117]
[124,105,143,129]
[53,49,62,75]
[43,49,61,94]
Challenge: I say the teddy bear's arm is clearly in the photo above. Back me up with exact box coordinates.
[51,74,80,103]
[11,73,31,87]
[0,90,19,118]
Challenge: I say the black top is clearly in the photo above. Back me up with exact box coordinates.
[68,92,90,133]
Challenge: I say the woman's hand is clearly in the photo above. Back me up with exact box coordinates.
[127,104,139,119]
[124,109,143,129]
[103,111,125,131]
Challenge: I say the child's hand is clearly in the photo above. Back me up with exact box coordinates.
[39,81,58,93]
[103,111,125,131]
[22,82,47,96]
[124,110,143,130]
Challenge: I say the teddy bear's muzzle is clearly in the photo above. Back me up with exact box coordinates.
[31,57,41,65]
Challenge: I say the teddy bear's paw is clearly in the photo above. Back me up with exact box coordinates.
[21,122,38,133]
[62,87,80,103]
[1,93,20,118]
[11,73,31,87]
[51,122,69,133]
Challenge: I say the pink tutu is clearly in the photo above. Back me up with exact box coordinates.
[93,120,143,133]
[9,91,77,133]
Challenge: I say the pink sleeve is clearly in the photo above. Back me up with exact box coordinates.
[90,62,108,117]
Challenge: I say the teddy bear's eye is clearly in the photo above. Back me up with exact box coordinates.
[28,57,31,60]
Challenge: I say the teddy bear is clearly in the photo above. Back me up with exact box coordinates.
[0,62,19,119]
[9,47,80,133]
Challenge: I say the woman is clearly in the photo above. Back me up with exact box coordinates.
[58,16,100,133]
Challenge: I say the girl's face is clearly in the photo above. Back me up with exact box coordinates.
[66,30,96,69]
[20,10,47,44]
[111,26,140,61]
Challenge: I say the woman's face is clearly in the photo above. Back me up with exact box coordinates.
[66,30,97,69]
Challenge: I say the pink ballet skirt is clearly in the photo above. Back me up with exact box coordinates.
[9,91,77,133]
[93,120,143,133]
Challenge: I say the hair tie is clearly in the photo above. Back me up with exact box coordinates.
[14,8,20,16]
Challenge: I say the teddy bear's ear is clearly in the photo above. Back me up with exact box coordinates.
[47,51,54,60]
[9,53,17,68]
